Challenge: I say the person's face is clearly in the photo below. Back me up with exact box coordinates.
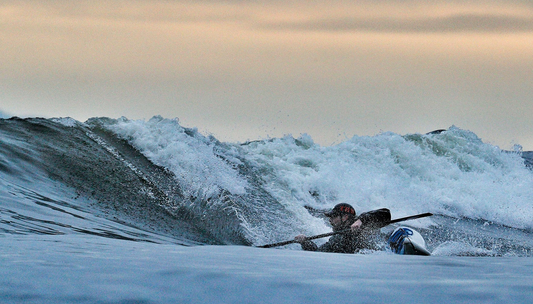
[329,214,350,227]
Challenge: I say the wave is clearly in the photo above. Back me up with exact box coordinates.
[1,116,533,256]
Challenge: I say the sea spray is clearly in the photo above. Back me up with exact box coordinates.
[93,116,533,249]
[238,127,533,233]
[101,116,248,200]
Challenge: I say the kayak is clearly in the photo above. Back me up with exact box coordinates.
[388,227,431,256]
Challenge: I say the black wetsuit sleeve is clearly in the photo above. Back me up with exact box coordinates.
[316,235,347,253]
[300,239,318,251]
[300,235,342,252]
[358,208,391,229]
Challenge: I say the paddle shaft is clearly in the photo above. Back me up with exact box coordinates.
[258,212,433,249]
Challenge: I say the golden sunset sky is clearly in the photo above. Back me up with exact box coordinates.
[1,0,532,149]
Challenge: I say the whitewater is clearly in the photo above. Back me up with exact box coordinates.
[2,116,533,303]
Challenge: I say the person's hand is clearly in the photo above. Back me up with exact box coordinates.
[294,234,308,243]
[350,219,362,232]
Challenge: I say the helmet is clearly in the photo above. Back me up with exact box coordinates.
[324,203,356,218]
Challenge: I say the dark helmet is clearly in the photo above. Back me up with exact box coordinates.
[325,203,356,218]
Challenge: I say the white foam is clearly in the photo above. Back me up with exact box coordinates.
[431,241,496,256]
[241,128,533,231]
[102,116,533,234]
[51,117,81,127]
[105,116,248,200]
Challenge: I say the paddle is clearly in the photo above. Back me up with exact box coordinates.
[258,212,433,248]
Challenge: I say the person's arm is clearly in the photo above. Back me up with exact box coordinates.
[295,234,344,252]
[316,235,345,252]
[294,234,318,251]
[357,208,391,229]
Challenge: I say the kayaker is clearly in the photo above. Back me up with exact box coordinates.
[294,203,391,253]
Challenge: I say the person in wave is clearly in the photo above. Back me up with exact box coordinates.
[295,203,391,253]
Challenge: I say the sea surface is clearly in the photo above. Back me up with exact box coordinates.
[2,116,533,303]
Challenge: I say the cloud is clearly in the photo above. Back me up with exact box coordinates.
[4,1,533,34]
[0,0,251,25]
[262,14,533,33]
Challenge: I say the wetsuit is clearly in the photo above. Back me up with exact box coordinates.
[300,208,391,253]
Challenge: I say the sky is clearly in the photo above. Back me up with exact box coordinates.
[1,0,532,150]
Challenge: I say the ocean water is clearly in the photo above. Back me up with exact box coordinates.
[2,116,533,303]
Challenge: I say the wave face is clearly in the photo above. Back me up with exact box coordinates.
[1,116,533,256]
